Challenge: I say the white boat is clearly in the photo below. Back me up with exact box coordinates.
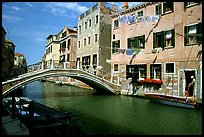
[144,93,199,109]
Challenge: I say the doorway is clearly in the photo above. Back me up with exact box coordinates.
[184,70,195,96]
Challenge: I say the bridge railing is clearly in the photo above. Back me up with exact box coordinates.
[2,60,115,84]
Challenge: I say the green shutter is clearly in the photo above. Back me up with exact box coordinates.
[127,38,130,49]
[184,2,187,10]
[112,41,115,53]
[161,31,165,49]
[184,26,188,46]
[118,40,120,49]
[153,33,156,49]
[163,2,166,13]
[134,36,138,49]
[150,65,153,79]
[171,2,174,12]
[197,23,202,45]
[172,29,175,47]
[142,35,145,49]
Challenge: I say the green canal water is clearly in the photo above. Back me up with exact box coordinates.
[17,81,202,135]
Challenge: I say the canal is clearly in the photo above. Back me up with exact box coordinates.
[13,81,202,135]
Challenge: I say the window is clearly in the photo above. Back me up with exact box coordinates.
[153,32,164,49]
[88,37,91,45]
[82,56,90,66]
[150,64,161,79]
[113,64,119,72]
[93,54,97,65]
[67,54,70,61]
[155,3,162,15]
[114,20,119,28]
[89,19,92,27]
[138,35,145,48]
[126,65,139,83]
[67,39,71,46]
[128,35,145,49]
[79,25,81,33]
[138,64,147,80]
[95,15,98,24]
[165,29,175,47]
[128,37,135,49]
[165,62,175,74]
[112,40,120,54]
[61,41,66,49]
[84,38,86,46]
[113,34,115,39]
[85,22,87,29]
[78,41,80,48]
[163,2,174,13]
[60,55,65,62]
[185,2,200,8]
[77,57,80,67]
[137,10,143,17]
[95,34,98,43]
[184,23,202,46]
[62,31,66,38]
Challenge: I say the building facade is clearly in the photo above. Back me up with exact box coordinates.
[2,26,15,81]
[59,26,77,68]
[77,2,118,78]
[13,52,27,76]
[111,2,202,100]
[45,34,60,69]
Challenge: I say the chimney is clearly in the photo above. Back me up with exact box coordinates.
[73,26,77,31]
[122,2,128,10]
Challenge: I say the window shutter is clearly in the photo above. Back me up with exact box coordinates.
[184,26,188,46]
[172,29,175,47]
[153,33,156,49]
[127,38,130,49]
[112,41,115,53]
[161,31,165,49]
[150,65,153,79]
[142,35,145,49]
[163,2,166,13]
[171,2,174,12]
[184,2,187,10]
[134,36,138,49]
[197,23,202,44]
[118,40,120,49]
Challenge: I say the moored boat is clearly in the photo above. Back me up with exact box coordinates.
[2,97,72,128]
[144,93,199,109]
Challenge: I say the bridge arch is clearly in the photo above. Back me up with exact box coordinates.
[2,69,120,97]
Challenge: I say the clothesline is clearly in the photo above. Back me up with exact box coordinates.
[118,14,160,25]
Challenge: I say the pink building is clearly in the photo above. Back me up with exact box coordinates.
[111,2,202,100]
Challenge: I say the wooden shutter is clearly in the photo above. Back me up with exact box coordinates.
[171,29,175,47]
[153,33,156,49]
[134,36,138,49]
[163,2,166,13]
[184,26,188,46]
[171,2,174,12]
[112,41,115,53]
[127,38,130,49]
[142,35,145,49]
[197,23,202,44]
[161,31,165,49]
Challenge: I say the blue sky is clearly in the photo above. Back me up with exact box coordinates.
[2,2,141,65]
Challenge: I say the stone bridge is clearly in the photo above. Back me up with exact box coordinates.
[2,68,121,97]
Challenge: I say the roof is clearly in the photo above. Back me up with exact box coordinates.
[15,52,24,57]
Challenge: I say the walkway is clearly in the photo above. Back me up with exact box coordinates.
[2,115,29,135]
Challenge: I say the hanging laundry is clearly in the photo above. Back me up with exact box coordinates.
[126,49,134,55]
[119,15,129,24]
[133,48,141,55]
[152,15,159,22]
[118,49,126,54]
[128,15,135,23]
